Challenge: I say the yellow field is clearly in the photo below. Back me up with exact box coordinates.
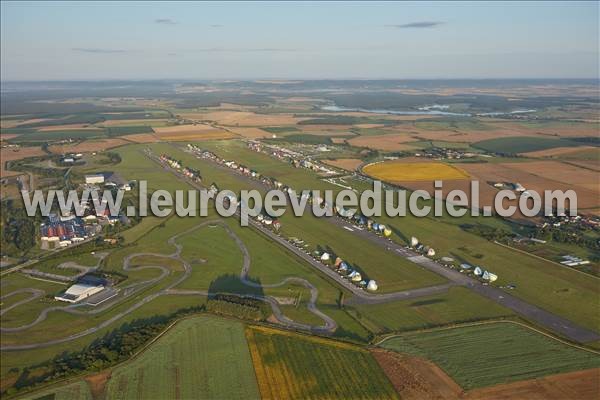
[363,161,470,182]
[245,326,398,400]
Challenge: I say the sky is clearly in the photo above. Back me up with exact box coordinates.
[1,1,598,81]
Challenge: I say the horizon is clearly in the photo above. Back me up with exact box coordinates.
[2,77,599,83]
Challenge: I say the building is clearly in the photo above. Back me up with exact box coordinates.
[85,173,105,184]
[54,283,104,303]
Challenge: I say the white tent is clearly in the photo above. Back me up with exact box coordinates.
[351,272,362,282]
[367,280,378,291]
[482,271,498,282]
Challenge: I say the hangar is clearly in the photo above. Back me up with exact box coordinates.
[54,283,105,303]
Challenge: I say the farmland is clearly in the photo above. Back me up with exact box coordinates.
[352,287,514,334]
[1,78,599,399]
[8,129,108,142]
[19,380,92,400]
[460,161,600,209]
[107,316,260,399]
[322,158,363,171]
[246,325,398,399]
[153,124,236,141]
[182,110,306,126]
[47,138,129,154]
[0,295,206,387]
[348,133,419,151]
[463,368,600,400]
[523,145,599,159]
[473,136,583,154]
[0,145,46,176]
[380,322,600,390]
[363,160,471,182]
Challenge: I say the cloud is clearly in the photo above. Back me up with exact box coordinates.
[71,48,131,54]
[194,47,297,53]
[387,21,444,29]
[155,18,177,25]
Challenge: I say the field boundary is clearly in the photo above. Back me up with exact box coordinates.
[375,319,600,356]
[492,240,600,281]
[247,324,365,351]
[7,313,372,400]
[7,313,220,400]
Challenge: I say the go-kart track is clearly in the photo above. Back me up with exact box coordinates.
[1,219,336,351]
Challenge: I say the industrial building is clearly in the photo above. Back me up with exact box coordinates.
[85,173,105,184]
[54,283,105,303]
[40,217,88,243]
[55,275,107,303]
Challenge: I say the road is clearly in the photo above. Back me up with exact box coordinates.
[180,148,600,343]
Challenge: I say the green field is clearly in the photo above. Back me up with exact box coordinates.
[100,111,171,120]
[175,218,372,341]
[22,380,92,400]
[13,130,107,142]
[272,134,333,144]
[167,141,445,293]
[247,326,398,399]
[473,136,581,154]
[352,287,514,333]
[0,274,68,329]
[415,119,493,131]
[0,295,205,382]
[167,141,599,332]
[105,125,155,136]
[27,252,99,278]
[373,208,600,333]
[176,223,245,291]
[409,140,482,151]
[380,322,600,390]
[106,316,259,399]
[262,126,300,134]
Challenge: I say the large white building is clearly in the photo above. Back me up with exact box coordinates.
[55,283,104,303]
[85,174,105,184]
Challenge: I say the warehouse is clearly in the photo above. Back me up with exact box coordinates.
[54,282,105,303]
[85,173,105,184]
